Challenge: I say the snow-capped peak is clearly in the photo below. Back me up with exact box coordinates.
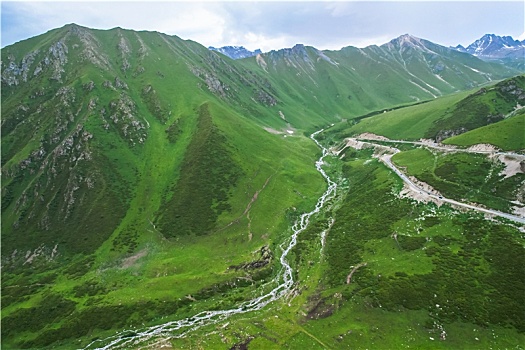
[457,34,525,58]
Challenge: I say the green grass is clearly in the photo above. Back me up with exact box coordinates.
[338,92,469,140]
[444,110,525,151]
[326,75,525,144]
[392,148,522,212]
[426,76,525,139]
[161,146,525,349]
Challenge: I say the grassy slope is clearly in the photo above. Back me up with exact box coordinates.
[338,91,470,140]
[168,146,525,349]
[327,75,525,142]
[426,75,525,139]
[444,110,525,151]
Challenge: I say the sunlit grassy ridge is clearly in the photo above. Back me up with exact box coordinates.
[336,92,470,140]
[444,109,525,151]
[328,75,525,142]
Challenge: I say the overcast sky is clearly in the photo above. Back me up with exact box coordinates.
[2,1,524,51]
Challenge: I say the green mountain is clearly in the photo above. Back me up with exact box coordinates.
[443,108,525,150]
[1,24,327,348]
[235,34,519,129]
[331,75,525,142]
[2,24,524,349]
[323,75,525,215]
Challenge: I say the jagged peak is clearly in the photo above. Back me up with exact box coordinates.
[267,43,312,56]
[208,45,262,59]
[387,34,426,48]
[63,23,87,30]
[459,33,525,58]
[210,45,247,50]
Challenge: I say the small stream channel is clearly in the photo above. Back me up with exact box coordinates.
[86,128,337,349]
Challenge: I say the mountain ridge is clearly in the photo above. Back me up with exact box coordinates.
[207,32,525,65]
[455,33,525,58]
[453,33,525,70]
[1,23,521,260]
[208,45,262,59]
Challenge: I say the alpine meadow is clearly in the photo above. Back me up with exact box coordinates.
[2,23,525,349]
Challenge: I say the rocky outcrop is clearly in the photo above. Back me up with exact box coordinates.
[254,89,277,106]
[435,128,467,143]
[499,78,525,100]
[229,246,272,270]
[106,93,147,144]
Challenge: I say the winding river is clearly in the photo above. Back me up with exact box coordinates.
[85,129,337,349]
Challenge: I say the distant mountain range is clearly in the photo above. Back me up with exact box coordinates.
[211,34,524,70]
[208,34,524,63]
[455,34,524,58]
[208,45,262,59]
[453,34,525,69]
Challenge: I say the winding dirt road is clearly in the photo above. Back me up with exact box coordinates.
[340,137,525,225]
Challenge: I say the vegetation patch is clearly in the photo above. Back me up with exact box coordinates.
[392,148,523,212]
[297,146,525,347]
[2,293,76,339]
[156,103,243,237]
[444,110,525,151]
[165,118,183,143]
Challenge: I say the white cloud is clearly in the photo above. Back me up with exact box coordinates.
[2,1,524,51]
[154,4,228,44]
[238,32,292,52]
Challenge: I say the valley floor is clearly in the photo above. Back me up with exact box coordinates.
[86,127,525,349]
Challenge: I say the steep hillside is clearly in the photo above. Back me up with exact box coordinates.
[0,24,326,348]
[1,24,325,255]
[328,75,525,142]
[443,109,525,151]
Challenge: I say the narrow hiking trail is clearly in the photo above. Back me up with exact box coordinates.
[85,128,338,349]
